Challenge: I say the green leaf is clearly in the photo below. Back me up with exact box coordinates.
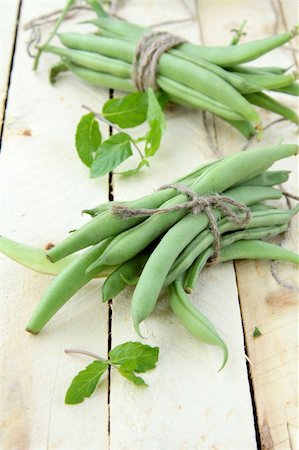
[253,327,262,338]
[119,367,148,386]
[156,91,169,110]
[145,88,166,157]
[144,120,163,157]
[118,159,149,176]
[102,92,148,128]
[65,360,108,404]
[90,132,133,177]
[147,88,166,130]
[49,61,69,84]
[109,341,159,373]
[75,113,102,168]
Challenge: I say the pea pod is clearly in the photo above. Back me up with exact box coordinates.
[169,277,228,371]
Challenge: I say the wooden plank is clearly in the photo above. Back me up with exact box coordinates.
[0,2,111,448]
[109,1,257,449]
[0,0,20,135]
[197,1,298,448]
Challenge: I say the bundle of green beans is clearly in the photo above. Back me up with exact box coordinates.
[1,144,299,368]
[36,0,299,138]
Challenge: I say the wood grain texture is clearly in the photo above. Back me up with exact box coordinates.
[198,1,298,449]
[0,0,20,136]
[0,0,297,449]
[0,1,111,449]
[109,2,257,449]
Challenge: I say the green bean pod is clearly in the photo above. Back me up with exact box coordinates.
[158,77,246,122]
[47,185,187,262]
[244,91,299,124]
[165,207,297,286]
[229,65,289,76]
[82,201,125,218]
[94,145,298,269]
[237,170,290,187]
[62,59,136,92]
[91,17,298,67]
[0,236,76,275]
[26,238,114,334]
[220,118,256,139]
[169,277,228,371]
[47,158,223,263]
[45,45,132,78]
[184,223,291,293]
[59,32,135,62]
[230,71,296,91]
[58,32,259,123]
[272,82,299,96]
[102,249,150,302]
[220,239,299,264]
[129,186,285,335]
[169,48,261,93]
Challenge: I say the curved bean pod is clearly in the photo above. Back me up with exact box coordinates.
[165,207,296,286]
[45,45,132,78]
[94,145,298,269]
[62,59,136,92]
[273,82,299,96]
[0,236,76,275]
[130,187,284,335]
[26,238,114,334]
[47,184,188,262]
[169,277,228,371]
[102,249,150,302]
[91,17,298,67]
[230,72,296,91]
[158,77,246,122]
[238,170,290,187]
[220,239,299,264]
[180,220,289,289]
[244,91,299,124]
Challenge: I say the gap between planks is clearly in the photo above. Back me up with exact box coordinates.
[0,0,22,147]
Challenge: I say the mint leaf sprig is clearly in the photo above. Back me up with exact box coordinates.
[65,341,159,404]
[75,89,168,178]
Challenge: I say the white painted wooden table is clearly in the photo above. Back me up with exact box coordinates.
[0,1,298,449]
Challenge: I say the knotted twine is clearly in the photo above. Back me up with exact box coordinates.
[132,32,186,91]
[112,183,251,265]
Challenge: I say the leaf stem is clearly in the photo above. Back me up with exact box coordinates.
[64,348,107,362]
[64,348,118,368]
[82,105,144,161]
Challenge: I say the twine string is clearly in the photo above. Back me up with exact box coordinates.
[132,32,186,91]
[112,183,251,265]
